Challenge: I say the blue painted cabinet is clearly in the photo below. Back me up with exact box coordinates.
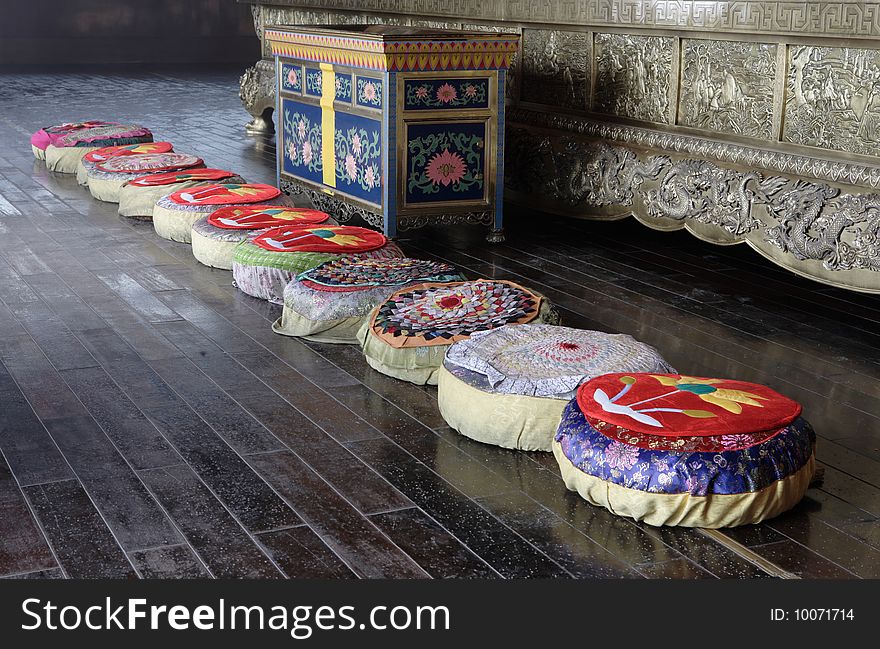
[266,25,519,240]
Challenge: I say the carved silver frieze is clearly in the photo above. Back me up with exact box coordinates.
[593,33,673,123]
[783,45,880,156]
[521,29,590,110]
[248,1,880,40]
[505,127,880,290]
[678,39,777,139]
[508,107,880,190]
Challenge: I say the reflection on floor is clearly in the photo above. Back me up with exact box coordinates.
[0,66,878,579]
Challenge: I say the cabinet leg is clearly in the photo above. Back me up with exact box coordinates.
[486,227,505,243]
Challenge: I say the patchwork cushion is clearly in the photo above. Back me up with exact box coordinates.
[152,183,281,243]
[232,227,404,304]
[272,258,464,344]
[553,374,814,527]
[76,141,174,185]
[44,122,153,173]
[117,169,242,218]
[191,207,332,270]
[438,325,675,451]
[87,153,203,202]
[358,280,560,385]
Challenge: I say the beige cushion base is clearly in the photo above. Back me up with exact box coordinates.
[32,145,45,160]
[76,159,91,185]
[153,204,210,243]
[118,181,202,218]
[272,309,363,344]
[358,299,558,386]
[191,227,238,270]
[364,353,440,385]
[437,365,565,451]
[87,175,128,203]
[45,145,98,173]
[553,439,816,528]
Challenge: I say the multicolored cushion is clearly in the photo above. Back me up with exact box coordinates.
[358,280,560,385]
[272,258,464,344]
[47,122,152,148]
[166,183,281,206]
[87,153,203,203]
[152,183,282,243]
[192,207,332,270]
[117,172,245,219]
[43,122,153,173]
[552,374,815,527]
[76,142,174,185]
[438,325,675,451]
[207,205,329,229]
[127,168,241,188]
[579,373,802,437]
[251,225,388,254]
[232,234,405,305]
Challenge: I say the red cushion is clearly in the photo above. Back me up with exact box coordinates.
[577,373,802,437]
[208,205,329,230]
[252,225,386,254]
[167,183,280,205]
[128,168,237,187]
[83,142,173,163]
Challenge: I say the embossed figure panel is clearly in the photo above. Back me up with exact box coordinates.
[784,45,880,155]
[521,29,590,110]
[593,33,673,124]
[678,40,777,139]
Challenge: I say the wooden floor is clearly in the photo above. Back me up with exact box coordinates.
[0,66,878,579]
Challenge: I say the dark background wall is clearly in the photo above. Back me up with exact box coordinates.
[0,0,260,65]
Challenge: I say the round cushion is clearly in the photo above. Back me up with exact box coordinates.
[32,121,124,158]
[117,169,242,218]
[552,374,814,527]
[76,141,174,185]
[192,207,332,270]
[272,258,464,344]
[119,175,247,220]
[87,153,203,202]
[438,325,675,451]
[579,373,802,437]
[44,122,153,173]
[232,228,405,304]
[358,280,560,386]
[152,183,281,243]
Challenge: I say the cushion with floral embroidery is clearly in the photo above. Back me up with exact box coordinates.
[43,122,154,173]
[77,142,174,185]
[152,183,283,244]
[552,376,815,527]
[87,152,204,203]
[272,258,464,344]
[128,168,239,187]
[192,208,334,271]
[578,373,802,437]
[232,237,405,305]
[117,172,246,219]
[438,325,675,451]
[358,280,560,386]
[166,183,280,206]
[208,205,329,230]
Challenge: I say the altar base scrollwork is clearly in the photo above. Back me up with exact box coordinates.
[506,127,880,293]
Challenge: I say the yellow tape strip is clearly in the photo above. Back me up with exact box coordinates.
[320,63,336,188]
